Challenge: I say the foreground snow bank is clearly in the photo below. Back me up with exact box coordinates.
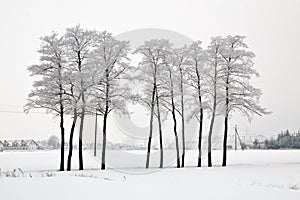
[0,150,299,200]
[0,164,299,200]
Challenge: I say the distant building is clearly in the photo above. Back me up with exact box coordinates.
[0,140,39,151]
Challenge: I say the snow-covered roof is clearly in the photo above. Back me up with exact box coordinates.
[0,139,39,147]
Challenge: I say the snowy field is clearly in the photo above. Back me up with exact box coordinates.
[0,150,300,199]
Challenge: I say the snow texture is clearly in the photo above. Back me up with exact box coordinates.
[0,150,299,199]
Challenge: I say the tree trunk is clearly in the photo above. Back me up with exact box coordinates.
[101,111,108,170]
[179,69,185,167]
[78,107,85,170]
[169,69,180,168]
[196,64,203,167]
[208,112,215,167]
[77,51,85,171]
[171,101,180,168]
[155,88,164,168]
[59,106,65,171]
[101,70,110,170]
[198,108,203,167]
[222,77,229,167]
[67,109,77,171]
[146,84,156,168]
[208,61,218,168]
[222,116,228,167]
[58,64,65,171]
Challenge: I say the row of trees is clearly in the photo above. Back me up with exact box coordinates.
[253,130,300,149]
[25,25,267,171]
[25,25,130,171]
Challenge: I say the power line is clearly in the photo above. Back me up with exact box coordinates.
[0,110,47,114]
[0,104,23,106]
[0,104,49,114]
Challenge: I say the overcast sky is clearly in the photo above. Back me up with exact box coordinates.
[0,0,299,141]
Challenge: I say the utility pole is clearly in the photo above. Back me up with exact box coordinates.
[234,125,245,151]
[94,111,98,157]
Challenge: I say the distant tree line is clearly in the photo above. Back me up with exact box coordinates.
[38,135,70,150]
[25,25,268,171]
[253,130,300,149]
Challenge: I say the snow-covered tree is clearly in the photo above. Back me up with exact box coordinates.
[64,25,97,170]
[90,31,131,170]
[135,39,172,168]
[158,48,181,168]
[206,37,224,167]
[47,135,60,149]
[171,46,190,167]
[63,71,81,171]
[25,33,67,171]
[185,41,208,167]
[219,35,269,166]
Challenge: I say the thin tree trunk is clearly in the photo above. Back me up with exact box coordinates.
[101,70,110,170]
[198,108,203,167]
[101,111,108,170]
[168,69,180,168]
[208,61,218,168]
[58,64,65,171]
[67,109,77,171]
[172,110,180,168]
[78,106,85,170]
[94,112,98,157]
[59,105,65,171]
[222,76,229,167]
[222,116,228,166]
[196,64,203,167]
[208,111,215,167]
[146,84,156,168]
[179,69,185,167]
[77,50,85,171]
[155,87,163,168]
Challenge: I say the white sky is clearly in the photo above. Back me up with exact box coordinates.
[0,0,299,141]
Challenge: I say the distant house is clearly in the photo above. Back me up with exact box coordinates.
[27,140,39,151]
[0,139,39,151]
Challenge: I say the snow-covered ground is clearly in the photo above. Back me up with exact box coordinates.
[1,150,300,199]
